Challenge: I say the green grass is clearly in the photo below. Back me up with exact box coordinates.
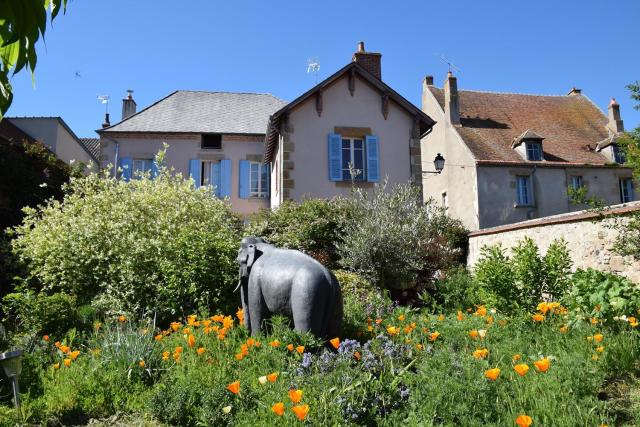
[2,305,639,426]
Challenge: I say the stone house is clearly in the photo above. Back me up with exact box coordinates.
[421,73,636,231]
[264,42,436,207]
[8,116,99,168]
[97,91,287,217]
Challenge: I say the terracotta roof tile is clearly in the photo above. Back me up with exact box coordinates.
[429,87,612,164]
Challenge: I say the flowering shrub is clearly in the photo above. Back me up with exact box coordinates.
[6,294,638,426]
[9,149,241,324]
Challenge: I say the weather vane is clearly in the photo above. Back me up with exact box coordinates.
[307,57,320,84]
[97,95,110,113]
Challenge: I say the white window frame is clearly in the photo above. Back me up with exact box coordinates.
[132,158,153,177]
[341,138,366,181]
[249,161,269,198]
[200,160,219,187]
[525,142,543,161]
[620,178,634,203]
[569,175,583,190]
[516,175,534,206]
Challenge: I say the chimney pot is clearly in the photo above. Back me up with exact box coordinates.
[425,75,434,86]
[352,42,382,80]
[102,113,111,128]
[122,90,137,120]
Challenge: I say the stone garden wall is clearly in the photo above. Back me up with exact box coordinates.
[467,202,640,283]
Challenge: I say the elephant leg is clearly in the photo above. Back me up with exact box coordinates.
[291,277,329,338]
[248,276,267,336]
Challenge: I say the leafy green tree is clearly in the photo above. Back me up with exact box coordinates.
[0,0,67,119]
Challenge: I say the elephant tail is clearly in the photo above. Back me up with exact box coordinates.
[325,271,344,339]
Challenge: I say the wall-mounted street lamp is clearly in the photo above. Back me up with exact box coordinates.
[423,153,445,174]
[0,349,23,411]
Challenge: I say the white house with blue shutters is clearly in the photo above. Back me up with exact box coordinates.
[98,90,287,217]
[264,42,435,207]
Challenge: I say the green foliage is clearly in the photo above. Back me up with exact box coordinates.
[246,198,348,267]
[1,291,80,338]
[338,181,467,290]
[563,268,640,324]
[474,238,572,313]
[424,266,497,312]
[0,0,68,119]
[9,150,241,324]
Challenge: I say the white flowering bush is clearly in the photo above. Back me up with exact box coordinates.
[9,150,241,323]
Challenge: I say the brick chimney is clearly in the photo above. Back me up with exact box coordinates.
[352,42,382,80]
[444,71,460,126]
[122,90,137,120]
[607,98,624,133]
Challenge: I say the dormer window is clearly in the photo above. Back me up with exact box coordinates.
[612,144,626,164]
[526,142,543,161]
[511,129,544,162]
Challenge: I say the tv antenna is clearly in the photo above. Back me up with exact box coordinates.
[439,55,462,75]
[97,95,110,113]
[307,57,320,83]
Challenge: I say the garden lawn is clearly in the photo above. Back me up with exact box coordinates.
[2,304,639,426]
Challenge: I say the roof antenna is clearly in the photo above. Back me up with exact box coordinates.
[307,57,320,84]
[439,55,462,75]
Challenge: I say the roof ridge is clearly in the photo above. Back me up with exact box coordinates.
[457,88,573,98]
[175,90,284,98]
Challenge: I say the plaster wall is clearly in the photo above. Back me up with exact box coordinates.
[286,75,415,200]
[100,134,269,217]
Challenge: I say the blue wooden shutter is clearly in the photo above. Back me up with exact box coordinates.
[219,159,232,198]
[365,135,380,182]
[211,162,221,197]
[150,160,159,179]
[239,160,250,199]
[328,133,342,181]
[119,157,133,181]
[189,159,201,188]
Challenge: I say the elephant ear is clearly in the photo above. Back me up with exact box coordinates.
[246,244,262,268]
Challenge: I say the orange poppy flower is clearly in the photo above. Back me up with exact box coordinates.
[43,335,49,342]
[533,358,550,373]
[532,314,545,322]
[288,389,303,403]
[54,341,61,349]
[118,315,126,322]
[170,322,181,332]
[484,368,501,381]
[375,318,383,324]
[354,351,362,360]
[512,354,521,362]
[329,337,340,349]
[162,351,170,361]
[296,345,305,354]
[270,340,281,347]
[267,372,279,383]
[69,350,80,361]
[235,353,244,361]
[287,344,294,351]
[559,325,568,333]
[292,404,310,421]
[240,344,249,356]
[473,348,489,359]
[387,326,399,335]
[437,314,445,321]
[429,331,441,342]
[59,345,70,354]
[187,334,196,348]
[367,325,374,332]
[63,358,72,367]
[226,381,240,395]
[415,344,424,351]
[457,311,464,321]
[236,308,244,323]
[590,317,598,326]
[596,346,604,353]
[397,314,405,322]
[593,334,604,343]
[139,360,145,368]
[197,347,206,356]
[155,334,163,341]
[514,364,529,377]
[469,330,479,339]
[53,363,60,370]
[271,402,284,416]
[515,414,533,426]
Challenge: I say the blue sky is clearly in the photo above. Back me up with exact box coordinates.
[7,0,640,137]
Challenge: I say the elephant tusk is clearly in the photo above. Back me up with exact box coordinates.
[234,280,242,293]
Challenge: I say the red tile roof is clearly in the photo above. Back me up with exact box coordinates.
[428,87,613,165]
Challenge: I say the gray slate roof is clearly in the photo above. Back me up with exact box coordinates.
[79,137,100,159]
[99,91,287,134]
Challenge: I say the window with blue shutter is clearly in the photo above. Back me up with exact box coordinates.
[119,157,133,181]
[219,159,232,198]
[239,159,250,199]
[366,135,380,182]
[328,133,342,181]
[210,162,221,197]
[189,159,201,188]
[150,160,159,179]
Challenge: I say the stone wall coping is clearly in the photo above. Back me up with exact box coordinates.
[469,201,640,238]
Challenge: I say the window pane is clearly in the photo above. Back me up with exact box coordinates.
[526,143,542,161]
[250,163,259,193]
[517,176,530,205]
[260,165,269,196]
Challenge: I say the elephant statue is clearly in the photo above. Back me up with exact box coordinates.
[235,237,343,339]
